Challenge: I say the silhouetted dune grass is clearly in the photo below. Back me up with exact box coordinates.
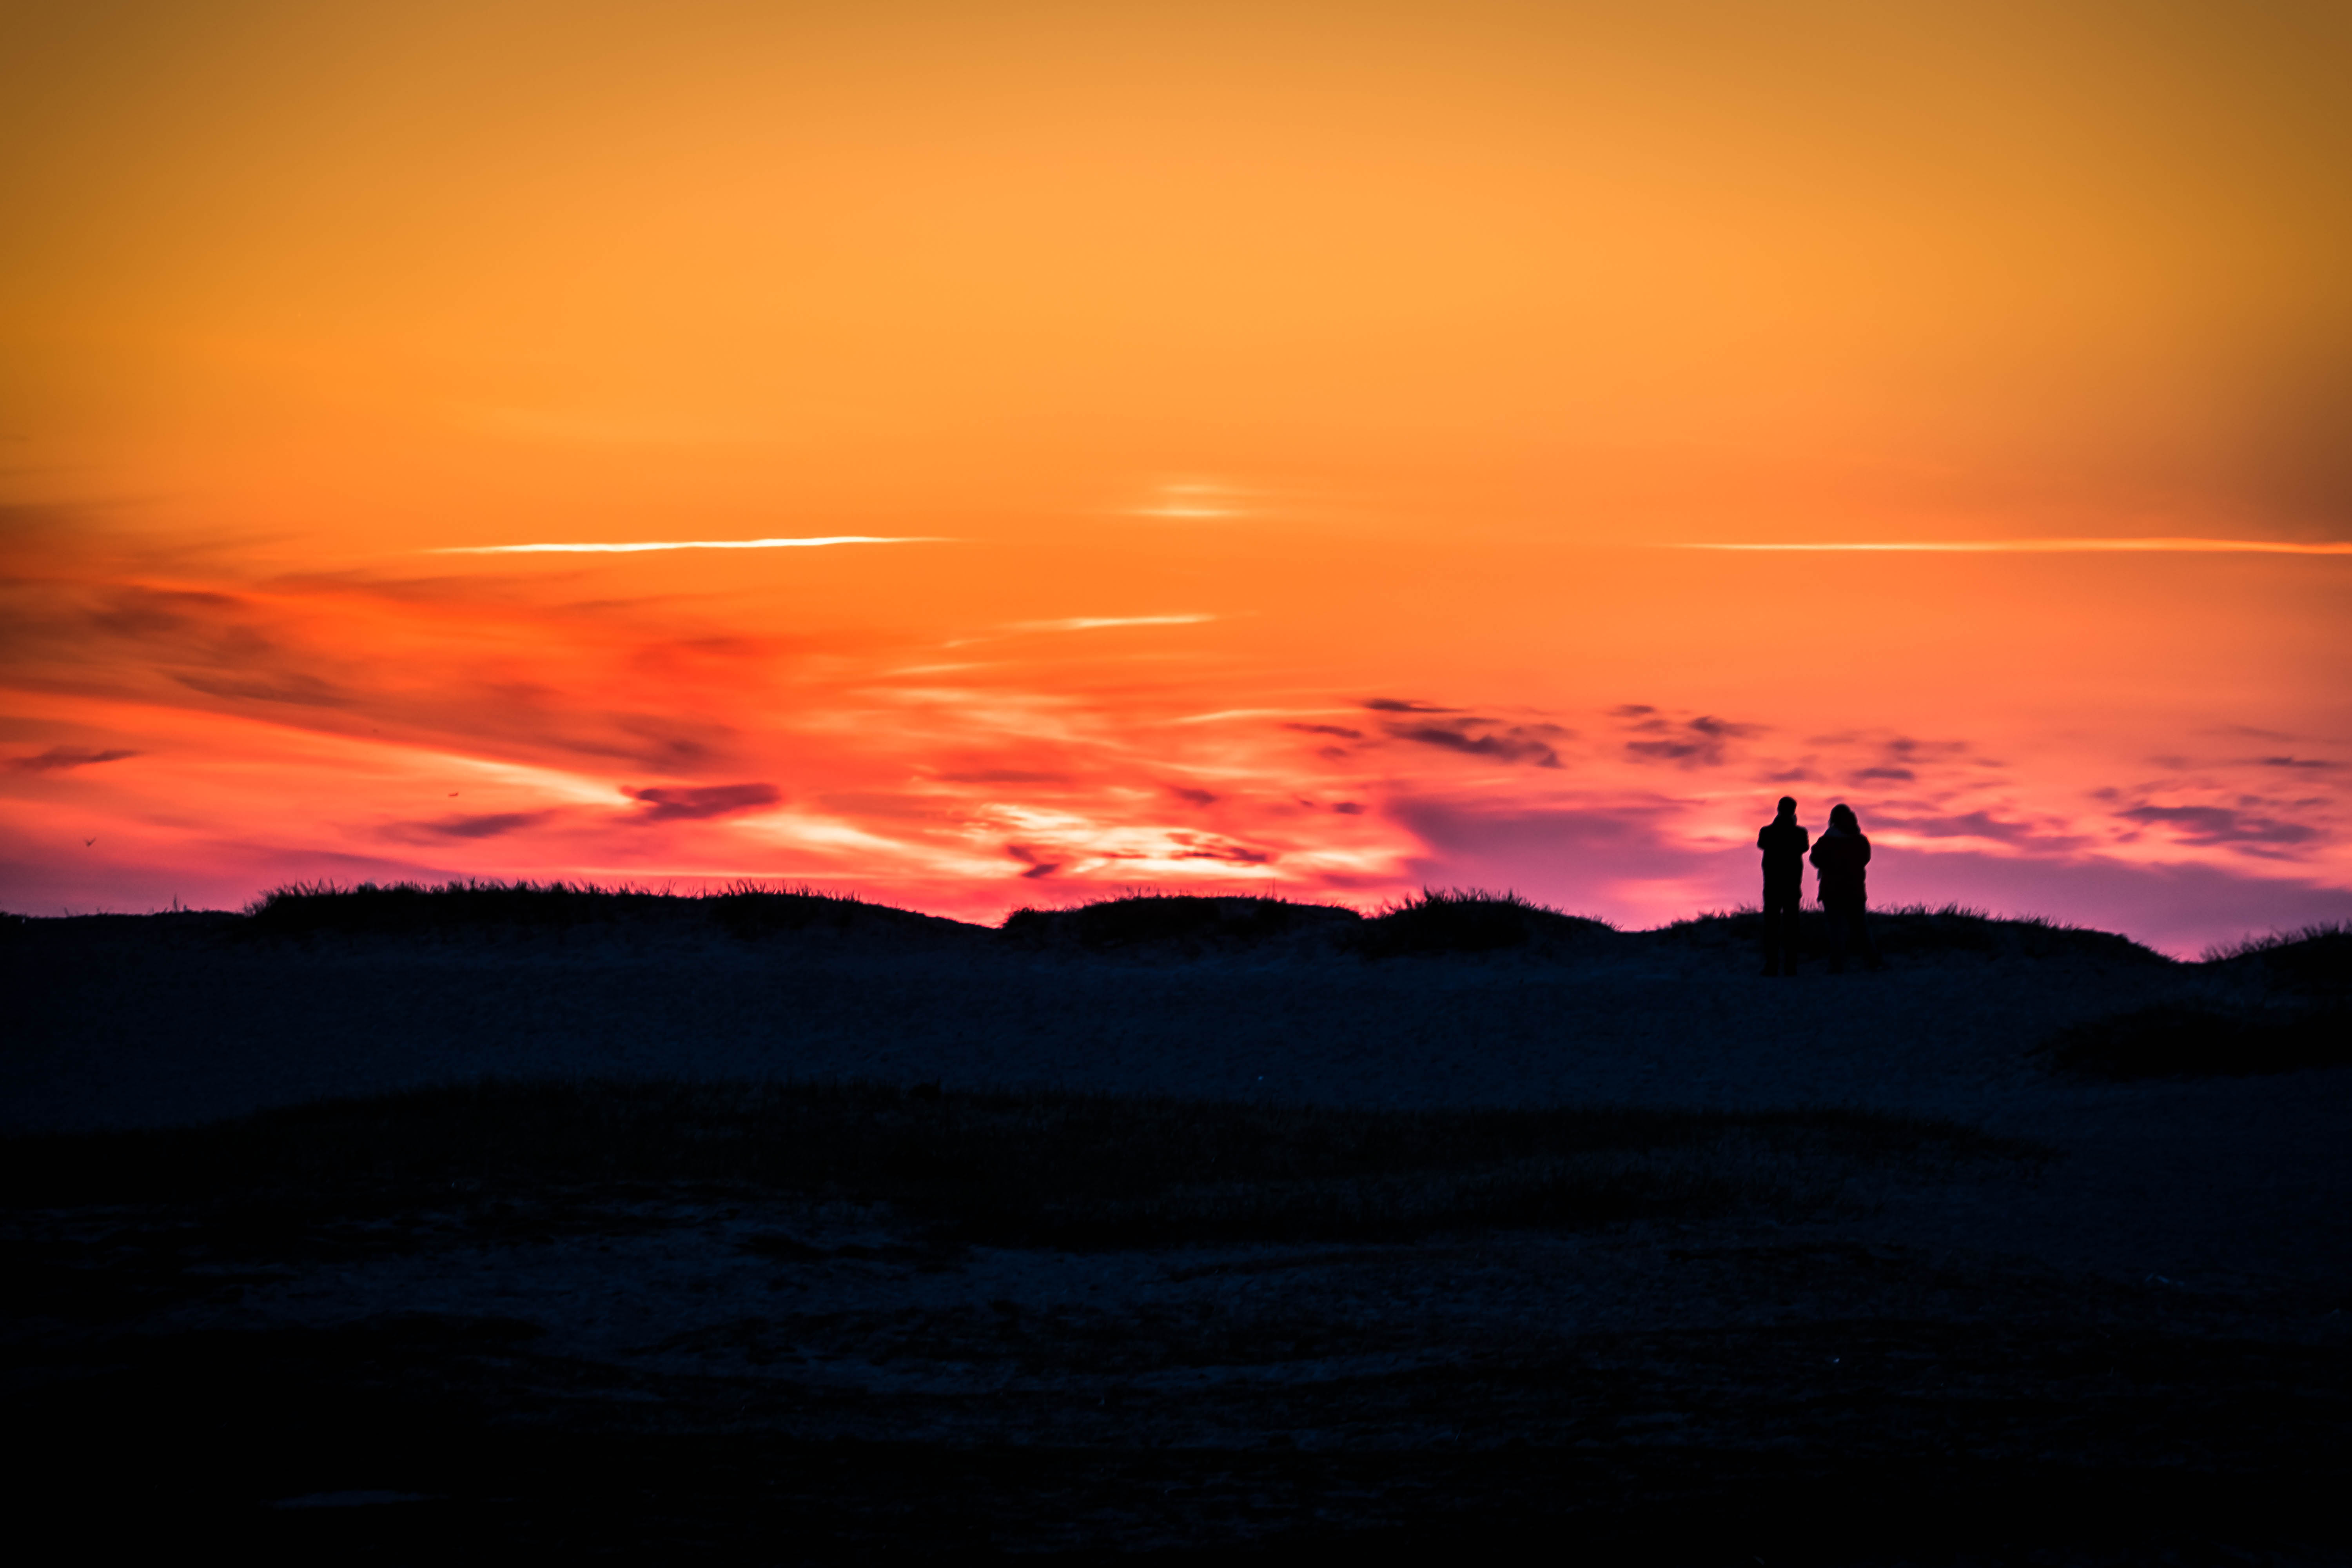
[2051,918,2351,1078]
[174,880,2201,971]
[702,884,968,941]
[1000,893,1361,954]
[245,878,670,936]
[239,879,967,942]
[1001,888,1618,960]
[2203,923,2352,991]
[2040,1002,2352,1079]
[1347,888,1613,958]
[1662,904,2169,964]
[0,1080,2029,1248]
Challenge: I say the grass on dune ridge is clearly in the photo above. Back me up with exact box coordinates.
[240,878,931,940]
[29,881,2349,1085]
[2040,922,2350,1079]
[2200,922,2352,978]
[1661,902,2172,965]
[0,1079,2035,1249]
[214,879,2243,967]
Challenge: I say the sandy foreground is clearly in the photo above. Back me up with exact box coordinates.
[5,906,2348,1559]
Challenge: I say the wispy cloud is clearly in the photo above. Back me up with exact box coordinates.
[1671,538,2352,555]
[1392,723,1564,768]
[1379,712,1568,769]
[1011,615,1216,633]
[946,614,1216,647]
[1616,710,1760,769]
[174,672,352,708]
[382,810,557,843]
[623,783,784,822]
[427,537,947,555]
[1169,706,1347,726]
[2116,803,2323,852]
[11,746,139,772]
[1124,480,1252,520]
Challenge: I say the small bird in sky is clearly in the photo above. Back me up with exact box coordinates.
[83,837,95,846]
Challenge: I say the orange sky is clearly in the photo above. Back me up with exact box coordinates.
[5,1,2349,952]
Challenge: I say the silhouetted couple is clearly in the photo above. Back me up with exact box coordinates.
[1757,797,1882,976]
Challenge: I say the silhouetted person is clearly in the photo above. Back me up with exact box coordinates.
[1756,795,1808,976]
[1809,802,1883,971]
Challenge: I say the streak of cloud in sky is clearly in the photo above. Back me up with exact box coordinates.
[3,2,2348,953]
[1010,615,1217,633]
[429,537,946,554]
[1675,540,2352,555]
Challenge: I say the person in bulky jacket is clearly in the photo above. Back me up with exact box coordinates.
[1808,802,1883,971]
[1755,796,1808,976]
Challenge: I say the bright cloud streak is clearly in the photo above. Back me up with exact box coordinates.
[945,615,1218,648]
[1673,539,2352,555]
[1131,503,1244,519]
[1011,615,1217,633]
[1170,708,1356,726]
[1126,481,1252,520]
[427,537,948,555]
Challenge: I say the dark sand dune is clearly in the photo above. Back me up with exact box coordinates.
[5,891,2348,1558]
[0,892,2267,1130]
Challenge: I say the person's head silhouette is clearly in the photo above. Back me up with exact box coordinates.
[1776,796,1798,818]
[1829,803,1859,833]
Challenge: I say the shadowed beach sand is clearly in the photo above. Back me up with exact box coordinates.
[6,893,2347,1558]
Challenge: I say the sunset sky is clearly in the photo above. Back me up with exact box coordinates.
[4,0,2349,953]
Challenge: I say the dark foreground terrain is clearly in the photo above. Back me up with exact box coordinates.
[5,888,2349,1560]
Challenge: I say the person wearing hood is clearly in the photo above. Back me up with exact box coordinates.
[1809,802,1883,971]
[1755,796,1808,976]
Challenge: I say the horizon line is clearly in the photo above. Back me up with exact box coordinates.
[20,884,2325,959]
[1671,538,2352,555]
[427,536,950,555]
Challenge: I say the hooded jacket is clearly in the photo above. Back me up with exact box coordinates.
[1809,821,1871,904]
